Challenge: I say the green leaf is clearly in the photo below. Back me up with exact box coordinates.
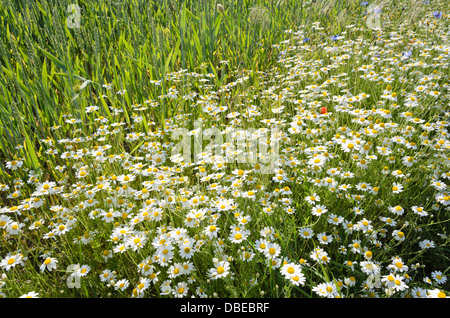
[41,58,48,89]
[130,140,145,156]
[37,46,68,73]
[24,133,41,170]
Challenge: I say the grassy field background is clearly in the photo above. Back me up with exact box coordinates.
[0,0,396,175]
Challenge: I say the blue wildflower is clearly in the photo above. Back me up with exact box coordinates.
[433,11,442,18]
[402,51,412,59]
[373,6,382,15]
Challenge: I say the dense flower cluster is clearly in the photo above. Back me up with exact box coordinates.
[0,6,449,298]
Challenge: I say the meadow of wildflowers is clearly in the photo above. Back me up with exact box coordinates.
[0,0,449,299]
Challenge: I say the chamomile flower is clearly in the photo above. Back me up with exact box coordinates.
[427,289,447,299]
[310,248,331,264]
[358,258,379,280]
[411,286,428,298]
[208,261,231,280]
[204,224,220,239]
[344,260,355,271]
[412,206,428,217]
[19,291,39,298]
[391,182,404,194]
[255,238,270,254]
[263,242,281,259]
[114,279,130,291]
[77,264,91,277]
[419,239,435,249]
[168,263,185,279]
[312,282,339,298]
[99,269,116,283]
[1,253,25,271]
[344,276,357,287]
[305,193,321,205]
[135,277,150,296]
[381,274,408,293]
[126,233,147,251]
[241,250,255,262]
[117,174,136,184]
[317,232,333,245]
[228,228,249,244]
[431,271,447,285]
[281,263,306,286]
[178,240,195,260]
[389,205,405,216]
[299,227,314,239]
[311,204,328,216]
[173,281,189,298]
[39,257,58,273]
[5,159,23,171]
[392,230,406,242]
[387,257,408,273]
